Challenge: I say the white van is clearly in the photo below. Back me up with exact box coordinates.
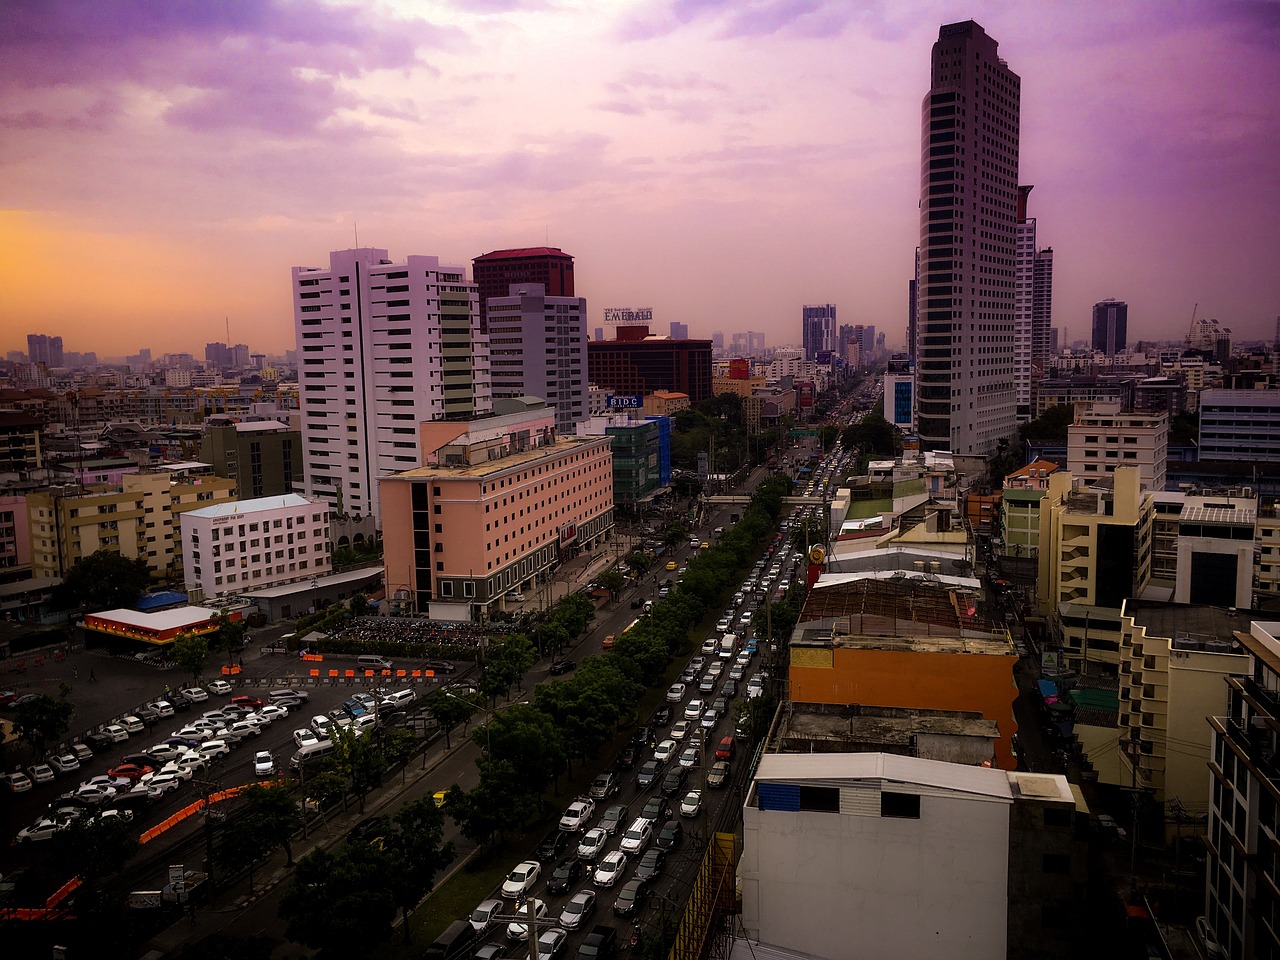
[719,634,738,659]
[290,739,335,769]
[384,688,416,708]
[357,654,393,671]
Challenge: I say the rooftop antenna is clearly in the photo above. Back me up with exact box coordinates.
[354,221,359,249]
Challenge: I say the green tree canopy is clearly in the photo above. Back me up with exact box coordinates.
[58,548,151,612]
[171,633,210,682]
[384,796,455,941]
[14,692,74,757]
[279,846,398,956]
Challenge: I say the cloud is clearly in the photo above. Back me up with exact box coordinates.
[616,0,886,42]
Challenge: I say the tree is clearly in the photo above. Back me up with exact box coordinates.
[237,783,302,866]
[349,592,371,617]
[329,725,387,814]
[13,693,74,757]
[624,550,652,575]
[481,634,535,704]
[279,846,398,956]
[597,569,626,597]
[213,609,247,664]
[384,796,455,942]
[58,548,151,612]
[52,814,139,916]
[219,808,274,896]
[171,632,210,682]
[423,689,478,750]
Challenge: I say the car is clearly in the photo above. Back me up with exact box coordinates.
[4,771,34,793]
[206,679,232,695]
[655,819,683,851]
[679,666,697,684]
[652,739,677,763]
[69,743,95,763]
[26,763,55,785]
[293,726,320,747]
[665,560,677,571]
[270,687,311,703]
[634,847,666,882]
[512,592,526,602]
[506,898,548,941]
[689,656,706,671]
[548,658,576,676]
[239,713,270,729]
[535,927,567,960]
[101,723,130,742]
[632,725,654,749]
[473,943,508,960]
[698,674,716,694]
[558,889,596,931]
[470,898,504,936]
[1194,917,1228,960]
[728,664,745,682]
[739,612,752,625]
[592,850,627,887]
[683,699,704,721]
[707,760,730,788]
[139,770,184,795]
[48,753,81,775]
[118,714,146,734]
[0,690,16,708]
[680,790,702,817]
[635,760,663,790]
[163,734,203,750]
[163,755,206,779]
[640,796,670,824]
[700,707,719,728]
[612,877,648,916]
[589,773,618,800]
[172,726,214,742]
[616,744,637,770]
[619,817,652,854]
[547,857,583,894]
[665,683,686,703]
[179,686,210,702]
[230,694,264,709]
[703,637,720,654]
[425,659,457,675]
[660,767,688,797]
[146,700,176,717]
[254,750,276,777]
[259,704,289,722]
[559,798,596,832]
[199,739,231,762]
[61,784,117,806]
[15,817,72,843]
[678,746,699,768]
[599,803,628,836]
[536,826,573,861]
[669,720,690,741]
[577,827,608,861]
[501,860,542,898]
[746,677,765,699]
[577,925,618,959]
[107,763,154,782]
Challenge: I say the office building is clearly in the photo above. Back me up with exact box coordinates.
[915,21,1019,455]
[1205,619,1280,960]
[1198,388,1280,462]
[908,249,919,363]
[379,401,613,617]
[1015,186,1054,420]
[201,419,301,499]
[884,357,915,432]
[486,283,588,434]
[1091,299,1127,356]
[669,321,688,339]
[472,246,574,332]
[742,753,1082,960]
[579,414,671,508]
[801,304,835,361]
[27,334,64,368]
[183,493,332,602]
[292,247,492,527]
[587,331,713,403]
[1066,403,1168,491]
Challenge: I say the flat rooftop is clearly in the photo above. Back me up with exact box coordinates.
[391,436,608,480]
[1123,599,1261,642]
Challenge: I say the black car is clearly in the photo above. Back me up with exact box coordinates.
[535,828,572,862]
[84,731,115,751]
[547,857,583,894]
[655,819,683,851]
[636,760,663,789]
[589,772,618,800]
[640,797,670,823]
[651,706,671,728]
[634,848,666,882]
[425,659,457,674]
[613,877,649,917]
[348,816,387,846]
[119,753,153,769]
[577,926,617,959]
[632,726,653,749]
[549,659,576,676]
[660,768,687,797]
[616,745,637,770]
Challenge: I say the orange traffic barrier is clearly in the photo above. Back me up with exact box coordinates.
[344,670,355,677]
[328,669,339,677]
[309,669,320,677]
[46,875,81,907]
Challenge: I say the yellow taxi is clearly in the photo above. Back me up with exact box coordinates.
[665,560,678,571]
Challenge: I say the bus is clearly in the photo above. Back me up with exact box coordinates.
[603,618,641,649]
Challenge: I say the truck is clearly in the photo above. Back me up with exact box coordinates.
[719,634,738,659]
[577,924,619,958]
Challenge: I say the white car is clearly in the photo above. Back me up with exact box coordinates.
[26,763,56,785]
[665,683,686,703]
[226,720,261,740]
[559,890,596,930]
[48,753,81,775]
[146,700,176,717]
[679,747,699,768]
[172,726,214,743]
[683,700,704,721]
[179,686,209,702]
[206,679,232,695]
[702,637,720,654]
[118,715,145,734]
[254,751,276,777]
[559,798,595,832]
[101,724,130,742]
[653,739,677,763]
[592,850,627,887]
[164,755,206,779]
[680,790,702,817]
[258,704,289,722]
[140,770,184,795]
[501,860,541,898]
[294,727,320,748]
[470,898,503,935]
[619,817,652,854]
[506,898,548,941]
[197,739,231,761]
[670,721,690,741]
[577,827,608,861]
[746,677,764,699]
[15,817,71,843]
[3,771,34,793]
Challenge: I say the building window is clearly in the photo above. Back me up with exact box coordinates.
[1042,853,1070,874]
[880,792,920,819]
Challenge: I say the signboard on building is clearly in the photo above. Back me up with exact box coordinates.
[603,307,653,325]
[728,358,749,379]
[559,521,578,545]
[607,395,644,409]
[796,381,816,408]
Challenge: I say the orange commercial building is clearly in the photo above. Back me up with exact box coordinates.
[788,576,1019,769]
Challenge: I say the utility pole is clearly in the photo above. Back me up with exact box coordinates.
[1122,731,1145,882]
[192,774,221,887]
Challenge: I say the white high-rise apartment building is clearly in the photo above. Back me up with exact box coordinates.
[292,247,492,527]
[486,283,588,434]
[915,21,1019,455]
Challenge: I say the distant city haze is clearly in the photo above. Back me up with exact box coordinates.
[1,1,1276,357]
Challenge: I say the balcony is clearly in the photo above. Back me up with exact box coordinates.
[1216,715,1280,787]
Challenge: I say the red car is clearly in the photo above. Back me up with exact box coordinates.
[715,736,735,761]
[107,762,154,781]
[230,695,264,709]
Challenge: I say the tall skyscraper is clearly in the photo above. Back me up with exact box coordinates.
[1091,299,1128,356]
[908,248,919,363]
[1032,247,1054,374]
[487,283,588,434]
[802,305,836,361]
[27,333,64,367]
[1015,188,1053,420]
[292,247,491,527]
[472,247,574,332]
[915,21,1019,455]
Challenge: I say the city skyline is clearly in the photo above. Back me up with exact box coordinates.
[2,1,1277,357]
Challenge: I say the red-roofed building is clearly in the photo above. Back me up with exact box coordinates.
[473,247,575,330]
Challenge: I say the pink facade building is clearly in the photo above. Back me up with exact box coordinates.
[381,401,614,618]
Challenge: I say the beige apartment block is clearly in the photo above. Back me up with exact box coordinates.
[1066,403,1167,491]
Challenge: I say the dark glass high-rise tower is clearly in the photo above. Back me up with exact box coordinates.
[915,21,1020,454]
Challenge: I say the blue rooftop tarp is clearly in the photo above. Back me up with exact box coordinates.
[136,591,189,611]
[1037,679,1059,699]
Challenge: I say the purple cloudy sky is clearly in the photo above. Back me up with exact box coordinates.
[2,0,1277,357]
